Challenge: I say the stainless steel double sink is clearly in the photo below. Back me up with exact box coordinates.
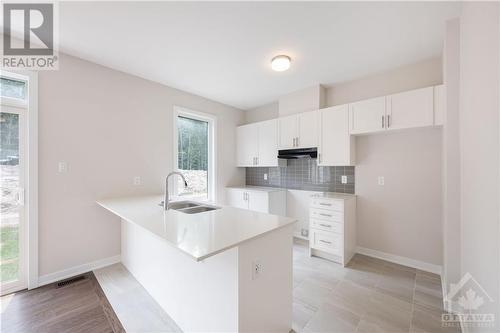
[160,200,220,214]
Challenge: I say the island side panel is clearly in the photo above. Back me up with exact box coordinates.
[121,220,239,332]
[237,224,294,333]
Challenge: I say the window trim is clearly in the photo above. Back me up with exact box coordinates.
[0,70,38,294]
[0,71,29,108]
[173,106,217,203]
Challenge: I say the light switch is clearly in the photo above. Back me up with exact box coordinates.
[252,260,262,280]
[58,161,67,173]
[133,176,141,186]
[378,176,385,186]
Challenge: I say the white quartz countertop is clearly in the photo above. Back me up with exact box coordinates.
[97,195,296,262]
[226,185,286,193]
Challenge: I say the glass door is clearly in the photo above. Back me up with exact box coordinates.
[0,105,26,295]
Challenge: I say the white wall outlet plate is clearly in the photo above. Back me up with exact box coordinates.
[133,176,141,186]
[378,176,385,186]
[252,260,262,280]
[341,175,348,184]
[264,173,268,180]
[58,161,67,173]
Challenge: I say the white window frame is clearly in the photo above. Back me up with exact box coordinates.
[173,106,217,203]
[0,70,38,294]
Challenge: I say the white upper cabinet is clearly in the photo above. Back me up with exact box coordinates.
[297,111,319,148]
[278,111,318,149]
[236,119,278,167]
[257,119,278,166]
[278,115,297,149]
[237,123,258,167]
[349,96,386,134]
[318,105,355,166]
[386,86,434,130]
[434,84,445,126]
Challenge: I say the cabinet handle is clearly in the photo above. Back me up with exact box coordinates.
[293,137,296,147]
[319,202,332,206]
[318,153,321,164]
[387,115,391,128]
[319,240,332,245]
[319,223,331,228]
[296,137,299,147]
[319,213,332,218]
[382,115,385,128]
[256,157,258,165]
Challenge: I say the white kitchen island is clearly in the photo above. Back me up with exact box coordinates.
[97,195,296,333]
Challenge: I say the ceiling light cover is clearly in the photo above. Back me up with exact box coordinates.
[271,55,291,72]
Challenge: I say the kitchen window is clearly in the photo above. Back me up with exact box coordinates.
[173,106,216,202]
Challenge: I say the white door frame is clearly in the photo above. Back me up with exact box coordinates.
[0,70,38,293]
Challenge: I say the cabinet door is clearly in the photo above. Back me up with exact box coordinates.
[297,111,319,148]
[226,189,248,209]
[318,105,355,166]
[258,119,278,166]
[387,86,434,130]
[349,96,386,134]
[248,191,269,213]
[278,115,297,149]
[236,124,259,167]
[434,85,445,126]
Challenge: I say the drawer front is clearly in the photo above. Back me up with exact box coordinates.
[310,198,343,211]
[311,230,342,255]
[310,219,343,233]
[310,208,343,223]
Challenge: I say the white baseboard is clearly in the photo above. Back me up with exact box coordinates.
[38,255,121,287]
[356,246,442,275]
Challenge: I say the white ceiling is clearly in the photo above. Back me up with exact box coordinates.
[54,2,460,110]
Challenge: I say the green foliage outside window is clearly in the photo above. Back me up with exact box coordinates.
[177,116,208,171]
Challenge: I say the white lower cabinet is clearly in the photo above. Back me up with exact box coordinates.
[225,187,286,215]
[309,195,356,266]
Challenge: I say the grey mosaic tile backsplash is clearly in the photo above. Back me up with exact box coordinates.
[246,159,355,194]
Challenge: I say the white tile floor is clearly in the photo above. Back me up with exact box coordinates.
[292,240,460,333]
[95,240,460,333]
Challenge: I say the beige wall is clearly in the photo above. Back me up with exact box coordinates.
[244,102,278,123]
[38,53,244,276]
[325,58,442,106]
[244,58,444,266]
[442,18,461,290]
[459,2,500,328]
[355,128,443,265]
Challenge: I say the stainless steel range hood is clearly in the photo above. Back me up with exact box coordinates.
[277,147,317,159]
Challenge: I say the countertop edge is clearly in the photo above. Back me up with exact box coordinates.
[96,200,297,262]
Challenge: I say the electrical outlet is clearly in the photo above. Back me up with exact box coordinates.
[264,173,268,180]
[252,260,262,280]
[378,176,385,186]
[58,161,67,173]
[133,176,141,186]
[341,175,348,184]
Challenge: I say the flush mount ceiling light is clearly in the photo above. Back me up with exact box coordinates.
[271,55,291,72]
